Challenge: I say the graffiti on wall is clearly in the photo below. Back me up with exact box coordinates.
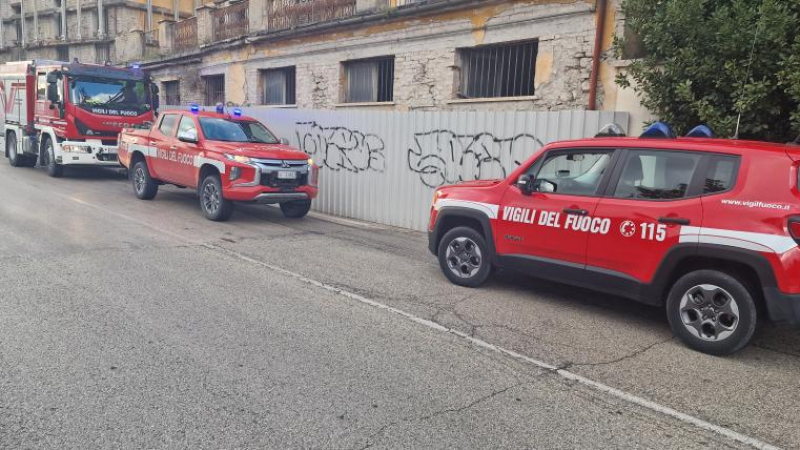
[295,121,386,173]
[407,130,544,188]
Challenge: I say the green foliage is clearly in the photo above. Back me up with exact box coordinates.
[616,0,800,142]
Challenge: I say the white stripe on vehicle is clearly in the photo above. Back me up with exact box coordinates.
[435,199,500,219]
[680,226,797,254]
[126,143,226,174]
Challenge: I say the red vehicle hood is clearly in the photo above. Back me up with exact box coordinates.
[207,142,310,161]
[450,179,503,188]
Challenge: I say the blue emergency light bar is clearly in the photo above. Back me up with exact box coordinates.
[190,104,200,114]
[640,121,676,139]
[686,125,716,138]
[232,108,242,117]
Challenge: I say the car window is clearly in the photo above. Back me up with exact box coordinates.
[534,151,612,196]
[704,155,739,194]
[614,150,701,200]
[158,114,179,137]
[177,116,197,136]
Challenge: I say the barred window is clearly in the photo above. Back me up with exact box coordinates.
[204,75,225,106]
[163,80,181,106]
[343,56,394,103]
[458,40,538,99]
[261,67,296,105]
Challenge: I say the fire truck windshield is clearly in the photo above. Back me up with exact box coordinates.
[69,77,151,115]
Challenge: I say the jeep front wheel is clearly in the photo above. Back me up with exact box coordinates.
[132,160,159,200]
[666,270,757,356]
[437,226,492,288]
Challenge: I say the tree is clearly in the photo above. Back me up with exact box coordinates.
[616,0,800,142]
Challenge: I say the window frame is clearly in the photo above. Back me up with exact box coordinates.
[260,66,296,106]
[342,56,395,104]
[522,147,621,199]
[163,80,181,106]
[203,75,225,106]
[457,39,539,100]
[605,148,712,202]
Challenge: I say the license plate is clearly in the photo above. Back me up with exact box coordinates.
[277,170,297,180]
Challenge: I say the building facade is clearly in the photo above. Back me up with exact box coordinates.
[134,0,650,129]
[0,0,194,65]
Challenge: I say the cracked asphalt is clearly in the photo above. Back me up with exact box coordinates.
[1,160,799,449]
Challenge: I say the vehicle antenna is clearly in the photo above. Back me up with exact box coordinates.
[733,18,762,140]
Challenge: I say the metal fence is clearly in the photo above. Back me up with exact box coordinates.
[171,107,628,231]
[212,1,249,42]
[267,0,357,32]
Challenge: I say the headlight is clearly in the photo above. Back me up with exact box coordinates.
[62,144,88,153]
[223,153,252,164]
[308,158,314,166]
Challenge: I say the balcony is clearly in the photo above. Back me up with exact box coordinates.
[173,17,198,51]
[266,0,357,32]
[212,1,250,42]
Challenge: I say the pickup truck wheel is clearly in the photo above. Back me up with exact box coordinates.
[200,174,234,221]
[132,160,159,200]
[437,226,492,288]
[666,270,757,356]
[280,199,311,218]
[43,139,63,178]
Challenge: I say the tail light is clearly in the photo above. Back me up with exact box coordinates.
[790,219,800,243]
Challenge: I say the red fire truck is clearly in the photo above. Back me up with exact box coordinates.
[0,60,158,177]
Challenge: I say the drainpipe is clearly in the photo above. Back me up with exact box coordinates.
[146,0,153,32]
[61,0,67,40]
[32,0,39,43]
[77,0,82,39]
[97,0,105,38]
[588,0,607,111]
[20,0,26,48]
[174,0,179,21]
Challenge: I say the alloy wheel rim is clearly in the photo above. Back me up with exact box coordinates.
[679,284,740,342]
[203,182,220,213]
[445,237,482,279]
[134,167,146,193]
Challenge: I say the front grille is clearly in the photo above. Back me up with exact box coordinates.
[260,172,308,190]
[252,158,308,168]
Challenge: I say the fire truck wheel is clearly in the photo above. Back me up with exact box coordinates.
[280,200,311,218]
[7,133,23,168]
[132,160,159,200]
[43,139,64,177]
[437,226,493,288]
[666,269,758,356]
[200,174,234,222]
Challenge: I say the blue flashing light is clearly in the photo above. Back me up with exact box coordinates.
[190,103,200,114]
[640,121,676,139]
[131,63,141,70]
[232,108,242,117]
[215,102,225,114]
[686,124,716,139]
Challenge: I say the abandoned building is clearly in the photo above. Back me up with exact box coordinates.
[0,0,194,64]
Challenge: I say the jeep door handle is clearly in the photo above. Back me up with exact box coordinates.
[659,217,691,225]
[563,208,590,216]
[149,141,158,146]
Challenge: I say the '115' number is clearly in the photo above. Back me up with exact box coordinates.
[641,223,667,242]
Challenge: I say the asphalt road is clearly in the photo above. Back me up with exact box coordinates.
[0,157,799,449]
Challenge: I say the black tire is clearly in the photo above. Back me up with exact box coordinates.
[437,226,493,288]
[280,199,311,219]
[132,159,159,200]
[42,138,64,177]
[666,270,758,356]
[199,174,234,221]
[7,133,22,167]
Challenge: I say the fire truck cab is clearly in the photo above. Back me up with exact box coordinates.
[0,60,158,177]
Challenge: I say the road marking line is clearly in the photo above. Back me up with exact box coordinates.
[62,194,781,450]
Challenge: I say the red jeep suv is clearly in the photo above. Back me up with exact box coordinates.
[428,124,800,355]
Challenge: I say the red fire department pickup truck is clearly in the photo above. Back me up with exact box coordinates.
[118,107,318,221]
[428,123,800,355]
[1,60,157,177]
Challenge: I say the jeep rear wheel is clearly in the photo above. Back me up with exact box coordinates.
[667,270,757,356]
[200,174,234,222]
[438,226,492,288]
[132,160,159,200]
[280,199,311,219]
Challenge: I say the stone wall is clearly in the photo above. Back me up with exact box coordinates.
[150,0,618,114]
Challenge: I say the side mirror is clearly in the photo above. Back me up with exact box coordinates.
[535,179,557,193]
[517,174,535,195]
[177,128,198,143]
[46,71,61,84]
[46,83,60,104]
[280,137,290,145]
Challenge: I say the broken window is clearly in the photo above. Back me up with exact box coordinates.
[343,56,394,103]
[261,67,296,106]
[163,80,181,106]
[204,75,225,106]
[458,40,538,99]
